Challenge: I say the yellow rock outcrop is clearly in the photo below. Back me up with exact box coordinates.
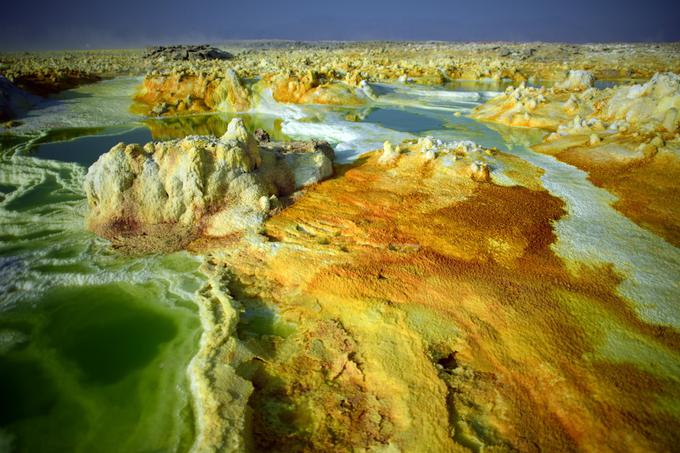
[133,68,252,116]
[264,71,368,106]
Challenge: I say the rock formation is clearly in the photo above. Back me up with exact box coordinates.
[4,42,673,117]
[143,45,233,62]
[470,82,561,129]
[133,68,252,116]
[84,118,334,251]
[263,71,369,106]
[473,71,680,135]
[0,75,41,121]
[3,42,680,100]
[554,69,594,91]
[0,49,149,96]
[380,136,498,183]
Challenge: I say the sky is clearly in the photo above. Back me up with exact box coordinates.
[1,0,679,51]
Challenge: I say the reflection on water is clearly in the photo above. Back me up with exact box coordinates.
[363,108,443,133]
[145,112,291,142]
[24,127,152,167]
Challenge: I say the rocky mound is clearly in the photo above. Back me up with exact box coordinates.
[473,71,680,134]
[378,137,498,182]
[143,45,233,62]
[0,49,149,96]
[84,118,334,252]
[264,71,371,106]
[0,75,41,121]
[554,69,594,91]
[133,68,251,116]
[3,43,679,102]
[133,66,374,116]
[8,69,101,97]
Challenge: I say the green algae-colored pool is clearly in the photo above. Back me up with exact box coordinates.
[0,148,204,452]
[0,283,199,452]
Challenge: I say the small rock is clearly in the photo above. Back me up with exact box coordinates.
[589,134,601,145]
[470,161,491,182]
[254,128,271,143]
[151,102,168,116]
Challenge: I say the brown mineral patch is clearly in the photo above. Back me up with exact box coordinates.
[477,71,680,247]
[588,361,680,449]
[95,220,197,255]
[245,319,395,452]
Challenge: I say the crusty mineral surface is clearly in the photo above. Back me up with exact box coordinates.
[187,140,680,452]
[473,71,680,245]
[263,71,369,105]
[84,118,334,251]
[133,67,252,116]
[3,42,680,100]
[7,42,679,452]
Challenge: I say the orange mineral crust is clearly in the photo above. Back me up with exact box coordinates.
[474,71,680,246]
[534,136,680,248]
[132,68,251,116]
[206,151,680,452]
[265,72,367,106]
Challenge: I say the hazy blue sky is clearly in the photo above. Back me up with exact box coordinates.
[2,0,679,50]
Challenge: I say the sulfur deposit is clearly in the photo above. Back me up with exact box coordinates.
[4,40,680,453]
[133,68,252,116]
[473,71,680,245]
[379,136,498,182]
[263,71,370,105]
[84,118,334,251]
[134,68,373,117]
[3,42,680,102]
[0,49,147,96]
[130,139,567,452]
[182,140,680,452]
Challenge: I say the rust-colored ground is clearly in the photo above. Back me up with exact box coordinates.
[206,151,680,452]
